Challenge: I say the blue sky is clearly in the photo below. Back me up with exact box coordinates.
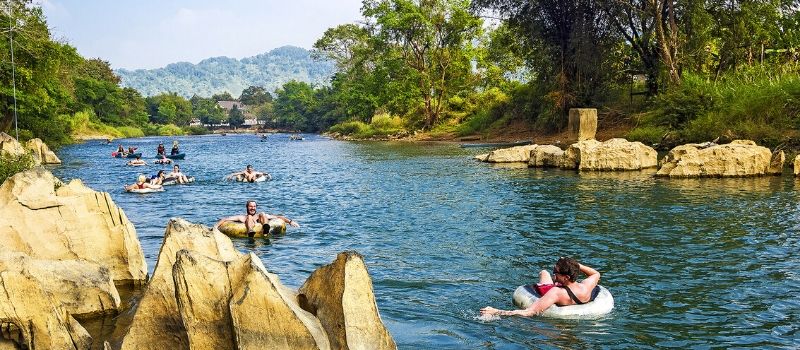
[40,0,363,70]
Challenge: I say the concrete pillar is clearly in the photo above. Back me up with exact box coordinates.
[568,108,597,141]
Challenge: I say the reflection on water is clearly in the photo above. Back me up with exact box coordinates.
[52,134,800,348]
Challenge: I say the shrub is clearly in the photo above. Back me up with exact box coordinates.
[0,152,34,184]
[626,126,670,146]
[183,126,210,135]
[157,124,185,136]
[329,121,371,135]
[369,113,405,135]
[116,126,145,138]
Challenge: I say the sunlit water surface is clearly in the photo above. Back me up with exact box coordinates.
[52,134,800,348]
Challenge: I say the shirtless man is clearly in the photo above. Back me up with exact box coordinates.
[214,200,300,236]
[480,257,601,317]
[229,164,266,182]
[165,164,190,183]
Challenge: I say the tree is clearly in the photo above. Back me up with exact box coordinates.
[274,80,316,130]
[228,104,245,128]
[212,92,234,101]
[239,85,272,106]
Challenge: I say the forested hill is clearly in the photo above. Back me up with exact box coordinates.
[115,46,334,98]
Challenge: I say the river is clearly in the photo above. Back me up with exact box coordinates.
[51,134,800,349]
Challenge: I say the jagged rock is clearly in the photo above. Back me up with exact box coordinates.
[657,140,775,177]
[0,252,120,318]
[0,168,146,284]
[474,153,488,161]
[795,155,800,176]
[567,108,597,141]
[0,132,25,158]
[173,250,330,350]
[562,138,657,171]
[25,138,61,164]
[299,251,396,350]
[768,150,785,175]
[528,145,564,168]
[484,145,539,163]
[0,260,93,350]
[118,219,239,350]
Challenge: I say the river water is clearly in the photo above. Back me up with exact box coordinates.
[51,134,800,349]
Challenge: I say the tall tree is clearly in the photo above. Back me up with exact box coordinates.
[239,85,272,105]
[228,104,245,128]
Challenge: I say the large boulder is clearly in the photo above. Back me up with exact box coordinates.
[299,251,397,350]
[484,145,539,163]
[768,150,785,175]
[173,250,330,350]
[562,138,657,171]
[0,132,25,158]
[0,168,146,283]
[528,145,564,168]
[118,219,239,350]
[0,252,120,318]
[0,256,93,350]
[25,138,61,164]
[657,140,776,177]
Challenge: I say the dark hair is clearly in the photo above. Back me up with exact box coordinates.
[555,257,580,282]
[156,170,164,176]
[246,164,253,169]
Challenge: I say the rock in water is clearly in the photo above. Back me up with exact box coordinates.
[298,251,397,350]
[484,144,539,163]
[795,154,800,176]
[562,138,657,170]
[528,145,564,168]
[657,140,776,177]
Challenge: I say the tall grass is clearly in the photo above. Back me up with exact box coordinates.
[328,113,406,139]
[628,66,800,147]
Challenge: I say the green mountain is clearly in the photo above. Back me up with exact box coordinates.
[115,46,334,98]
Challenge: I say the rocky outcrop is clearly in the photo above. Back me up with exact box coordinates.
[25,138,61,164]
[0,254,94,350]
[562,138,657,171]
[118,219,381,350]
[768,150,785,175]
[0,168,146,283]
[482,144,539,163]
[657,140,777,177]
[528,145,564,168]
[299,251,397,350]
[567,108,597,141]
[118,219,238,350]
[0,132,25,158]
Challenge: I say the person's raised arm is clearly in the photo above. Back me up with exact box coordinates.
[261,213,300,227]
[480,289,560,318]
[214,215,244,230]
[579,262,600,286]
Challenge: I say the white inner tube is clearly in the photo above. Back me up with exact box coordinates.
[231,173,271,182]
[127,187,164,194]
[512,285,614,318]
[163,176,194,186]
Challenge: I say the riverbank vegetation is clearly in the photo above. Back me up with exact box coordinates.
[2,0,799,150]
[272,0,800,148]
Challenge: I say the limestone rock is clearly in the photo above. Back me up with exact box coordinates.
[528,145,564,168]
[795,154,800,176]
[474,153,488,162]
[568,108,597,141]
[0,252,120,318]
[118,219,239,350]
[299,251,396,350]
[563,138,657,171]
[484,145,539,163]
[0,168,146,283]
[657,140,774,177]
[25,138,61,164]
[0,259,93,350]
[174,251,330,350]
[768,150,785,175]
[0,132,25,158]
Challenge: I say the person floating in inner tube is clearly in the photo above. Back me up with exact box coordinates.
[117,144,125,153]
[127,155,147,166]
[154,154,172,164]
[124,174,163,192]
[480,257,601,317]
[227,164,267,182]
[157,142,165,156]
[214,200,300,236]
[150,170,166,185]
[171,140,180,155]
[165,164,190,184]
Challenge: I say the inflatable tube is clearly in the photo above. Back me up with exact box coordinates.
[217,219,287,238]
[231,173,271,182]
[125,152,142,159]
[512,285,614,318]
[162,176,194,186]
[126,187,164,194]
[164,153,185,160]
